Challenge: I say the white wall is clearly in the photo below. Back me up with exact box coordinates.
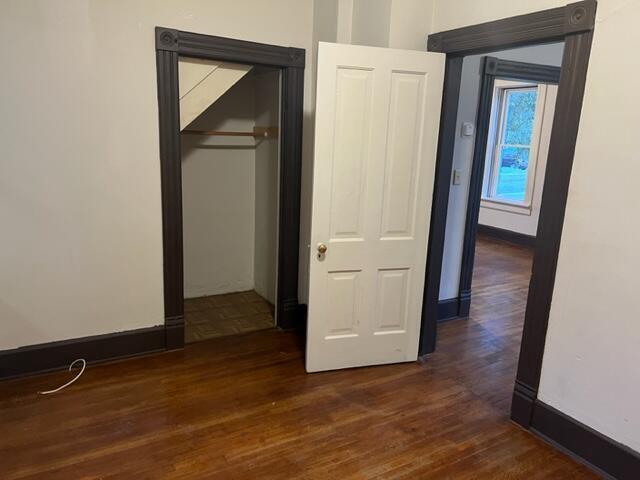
[314,0,339,47]
[388,0,435,50]
[336,0,436,50]
[439,42,564,300]
[351,0,392,47]
[336,0,354,43]
[254,70,281,305]
[182,75,256,298]
[478,84,557,236]
[432,0,567,32]
[433,0,640,453]
[0,0,313,350]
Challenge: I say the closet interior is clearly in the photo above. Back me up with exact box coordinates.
[179,58,281,344]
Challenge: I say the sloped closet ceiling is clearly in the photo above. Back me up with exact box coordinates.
[178,57,253,130]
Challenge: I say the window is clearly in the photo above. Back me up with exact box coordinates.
[482,80,546,209]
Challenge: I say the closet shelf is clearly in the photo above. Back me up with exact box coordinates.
[182,126,278,139]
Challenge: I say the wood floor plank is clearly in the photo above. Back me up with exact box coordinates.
[0,236,596,479]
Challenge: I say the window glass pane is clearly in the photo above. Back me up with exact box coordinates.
[503,89,537,145]
[495,146,529,202]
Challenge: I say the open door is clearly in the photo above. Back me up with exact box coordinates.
[306,42,445,372]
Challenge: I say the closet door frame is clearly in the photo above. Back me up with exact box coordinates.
[155,27,306,349]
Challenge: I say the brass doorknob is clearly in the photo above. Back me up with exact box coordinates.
[317,243,327,255]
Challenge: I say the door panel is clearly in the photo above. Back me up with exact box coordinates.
[375,268,410,334]
[325,270,361,338]
[329,68,373,240]
[381,72,426,238]
[307,42,444,372]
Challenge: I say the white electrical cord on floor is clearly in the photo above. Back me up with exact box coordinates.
[38,359,86,395]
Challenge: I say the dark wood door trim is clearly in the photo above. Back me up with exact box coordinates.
[427,0,596,56]
[156,28,305,68]
[155,28,306,348]
[418,56,463,355]
[482,57,563,83]
[420,0,596,431]
[457,57,560,319]
[514,27,594,417]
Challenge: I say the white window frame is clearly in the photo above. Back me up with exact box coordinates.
[481,79,549,215]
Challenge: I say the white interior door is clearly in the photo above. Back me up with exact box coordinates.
[306,42,445,372]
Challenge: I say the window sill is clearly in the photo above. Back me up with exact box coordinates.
[480,198,532,216]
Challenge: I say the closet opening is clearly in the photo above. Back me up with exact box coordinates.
[155,29,305,350]
[180,62,281,343]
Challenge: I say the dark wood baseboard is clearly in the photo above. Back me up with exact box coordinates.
[477,224,536,247]
[531,401,640,480]
[164,315,184,350]
[437,297,459,321]
[1,298,307,380]
[511,379,537,427]
[511,380,640,480]
[0,325,167,380]
[297,303,308,328]
[458,290,471,317]
[437,295,472,322]
[278,299,307,330]
[292,303,309,343]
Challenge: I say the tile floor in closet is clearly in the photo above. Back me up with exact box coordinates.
[184,290,274,343]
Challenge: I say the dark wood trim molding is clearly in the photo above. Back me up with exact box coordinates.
[155,28,306,343]
[427,0,595,56]
[156,28,305,68]
[484,57,562,83]
[436,296,471,322]
[156,47,184,349]
[514,25,594,421]
[423,0,601,471]
[531,402,640,480]
[0,326,166,379]
[277,65,305,329]
[477,224,536,247]
[511,379,538,427]
[457,290,472,318]
[436,297,459,322]
[456,56,495,323]
[419,56,463,355]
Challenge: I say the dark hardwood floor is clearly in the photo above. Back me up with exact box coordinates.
[0,236,595,479]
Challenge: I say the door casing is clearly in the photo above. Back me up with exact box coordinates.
[155,28,306,349]
[418,0,597,429]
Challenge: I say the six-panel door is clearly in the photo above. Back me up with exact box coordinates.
[306,42,445,372]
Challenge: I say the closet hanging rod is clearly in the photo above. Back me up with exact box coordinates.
[182,130,256,137]
[181,126,278,138]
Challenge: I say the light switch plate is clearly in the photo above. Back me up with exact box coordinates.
[453,169,462,185]
[461,122,474,137]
